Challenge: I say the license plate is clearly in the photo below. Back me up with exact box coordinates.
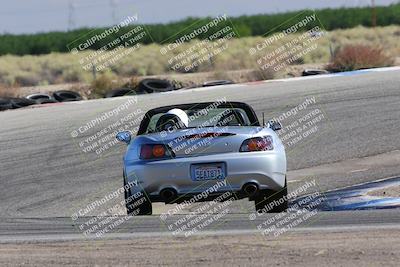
[192,164,225,181]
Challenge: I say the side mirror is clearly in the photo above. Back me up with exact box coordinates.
[266,121,282,131]
[116,131,132,144]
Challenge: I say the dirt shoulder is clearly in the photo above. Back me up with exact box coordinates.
[1,228,399,266]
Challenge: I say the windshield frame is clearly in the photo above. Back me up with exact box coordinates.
[137,102,260,135]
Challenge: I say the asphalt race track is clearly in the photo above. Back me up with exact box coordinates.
[0,68,400,243]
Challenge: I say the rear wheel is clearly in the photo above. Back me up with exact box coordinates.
[254,178,288,213]
[124,177,152,216]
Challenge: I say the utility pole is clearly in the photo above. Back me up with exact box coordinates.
[68,0,76,31]
[110,0,118,25]
[371,0,377,27]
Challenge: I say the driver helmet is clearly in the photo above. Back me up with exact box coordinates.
[165,108,189,128]
[156,108,189,132]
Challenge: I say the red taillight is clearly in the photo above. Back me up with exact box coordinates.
[140,144,174,160]
[239,136,274,152]
[152,145,166,158]
[140,145,153,159]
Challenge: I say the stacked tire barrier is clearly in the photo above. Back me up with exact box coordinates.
[1,79,179,111]
[0,90,82,112]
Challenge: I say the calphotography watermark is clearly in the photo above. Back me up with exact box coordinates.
[257,193,324,238]
[159,15,237,72]
[159,180,235,237]
[155,98,252,167]
[250,180,326,238]
[248,11,327,76]
[70,97,144,157]
[270,96,330,150]
[69,15,138,52]
[71,180,142,238]
[158,97,227,139]
[67,14,150,72]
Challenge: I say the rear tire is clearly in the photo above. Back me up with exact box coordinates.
[124,178,152,216]
[254,178,288,213]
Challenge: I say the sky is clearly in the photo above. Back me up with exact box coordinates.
[0,0,398,34]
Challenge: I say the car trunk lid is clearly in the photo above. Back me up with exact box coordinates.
[155,126,264,157]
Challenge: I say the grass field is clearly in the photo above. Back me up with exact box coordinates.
[0,25,398,90]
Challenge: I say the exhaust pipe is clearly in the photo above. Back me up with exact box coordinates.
[243,183,258,197]
[160,188,177,203]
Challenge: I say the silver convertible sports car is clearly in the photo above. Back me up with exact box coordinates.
[116,101,287,215]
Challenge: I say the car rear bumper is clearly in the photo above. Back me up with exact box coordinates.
[125,151,286,202]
